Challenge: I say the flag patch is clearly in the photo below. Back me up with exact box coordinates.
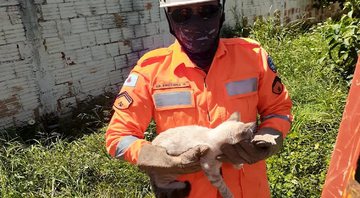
[123,74,139,87]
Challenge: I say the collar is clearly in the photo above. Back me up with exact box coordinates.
[171,39,227,70]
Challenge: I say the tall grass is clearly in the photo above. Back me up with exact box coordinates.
[0,20,350,197]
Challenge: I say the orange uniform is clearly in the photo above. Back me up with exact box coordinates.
[106,38,292,198]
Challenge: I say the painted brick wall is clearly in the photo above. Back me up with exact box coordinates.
[0,0,322,129]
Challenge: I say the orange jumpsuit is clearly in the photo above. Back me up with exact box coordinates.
[106,38,293,198]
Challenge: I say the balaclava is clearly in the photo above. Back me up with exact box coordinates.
[166,0,225,70]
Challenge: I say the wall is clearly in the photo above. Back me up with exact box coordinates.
[0,0,325,129]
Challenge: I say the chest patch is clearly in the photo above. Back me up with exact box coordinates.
[226,78,258,96]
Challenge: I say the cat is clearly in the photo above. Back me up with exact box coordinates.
[150,112,256,198]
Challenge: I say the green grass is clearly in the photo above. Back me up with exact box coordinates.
[0,23,350,197]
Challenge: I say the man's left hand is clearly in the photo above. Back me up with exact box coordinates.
[217,128,283,164]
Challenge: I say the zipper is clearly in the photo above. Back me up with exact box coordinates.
[204,76,211,122]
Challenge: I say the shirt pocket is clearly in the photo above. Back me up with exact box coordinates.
[224,77,258,122]
[151,83,196,131]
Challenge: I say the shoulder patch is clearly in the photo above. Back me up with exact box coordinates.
[114,91,133,110]
[267,56,277,73]
[272,76,283,95]
[137,48,171,67]
[123,73,139,87]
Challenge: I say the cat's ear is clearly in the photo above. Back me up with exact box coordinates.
[228,112,241,121]
[245,122,257,133]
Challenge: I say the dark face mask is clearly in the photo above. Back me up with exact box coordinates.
[166,4,224,68]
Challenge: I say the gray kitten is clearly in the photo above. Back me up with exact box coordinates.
[151,112,255,198]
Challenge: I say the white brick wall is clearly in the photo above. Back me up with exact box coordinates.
[0,0,316,129]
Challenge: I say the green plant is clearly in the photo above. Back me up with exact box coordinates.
[319,0,360,83]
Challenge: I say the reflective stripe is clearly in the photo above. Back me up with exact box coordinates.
[261,114,292,123]
[154,91,192,108]
[226,78,257,96]
[115,136,139,159]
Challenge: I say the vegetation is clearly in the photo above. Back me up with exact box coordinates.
[1,1,358,197]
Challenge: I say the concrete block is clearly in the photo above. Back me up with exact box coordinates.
[75,47,92,63]
[54,67,72,85]
[106,0,120,14]
[87,16,102,31]
[102,14,117,29]
[80,31,96,47]
[121,26,135,39]
[64,34,81,50]
[8,6,22,25]
[46,0,64,4]
[89,0,107,15]
[126,52,139,67]
[150,7,161,22]
[120,0,132,12]
[142,36,154,49]
[94,29,110,45]
[39,21,58,38]
[106,42,120,57]
[145,22,159,36]
[126,12,140,25]
[114,55,127,69]
[57,19,72,37]
[71,17,87,33]
[91,45,107,60]
[131,38,143,51]
[118,40,132,54]
[70,64,87,81]
[0,0,19,6]
[48,53,65,69]
[108,69,123,85]
[0,31,6,45]
[75,1,92,17]
[134,24,146,38]
[4,25,26,43]
[0,44,20,62]
[59,2,76,19]
[139,10,151,24]
[41,4,61,21]
[45,37,65,54]
[133,0,144,11]
[109,28,122,42]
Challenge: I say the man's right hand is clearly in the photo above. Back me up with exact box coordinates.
[137,144,210,175]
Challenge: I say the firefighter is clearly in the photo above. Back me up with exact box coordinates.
[105,0,293,197]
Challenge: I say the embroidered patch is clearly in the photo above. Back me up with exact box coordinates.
[272,76,283,95]
[267,56,277,73]
[123,74,139,87]
[154,82,190,89]
[114,91,133,110]
[226,78,258,96]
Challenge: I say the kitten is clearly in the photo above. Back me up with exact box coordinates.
[150,112,256,198]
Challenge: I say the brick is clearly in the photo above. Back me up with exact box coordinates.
[106,0,120,14]
[71,17,87,33]
[45,37,65,54]
[106,43,119,57]
[133,0,144,11]
[75,47,92,63]
[39,21,58,38]
[42,4,61,21]
[75,1,92,17]
[0,44,20,62]
[59,2,76,19]
[57,19,71,37]
[139,10,151,24]
[94,29,110,45]
[109,28,122,42]
[118,40,132,54]
[80,31,96,47]
[121,27,135,39]
[87,16,102,31]
[114,55,127,69]
[145,22,159,36]
[150,8,161,22]
[101,14,117,29]
[64,34,81,50]
[126,12,140,25]
[134,24,146,38]
[131,38,143,51]
[91,45,107,60]
[126,52,139,67]
[120,0,132,12]
[89,0,107,15]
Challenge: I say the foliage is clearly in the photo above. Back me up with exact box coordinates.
[318,0,360,83]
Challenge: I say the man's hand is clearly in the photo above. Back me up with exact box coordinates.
[137,144,210,175]
[217,128,283,164]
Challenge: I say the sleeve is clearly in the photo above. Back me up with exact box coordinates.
[257,47,293,137]
[105,70,154,164]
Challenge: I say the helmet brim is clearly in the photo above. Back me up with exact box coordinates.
[160,0,217,7]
